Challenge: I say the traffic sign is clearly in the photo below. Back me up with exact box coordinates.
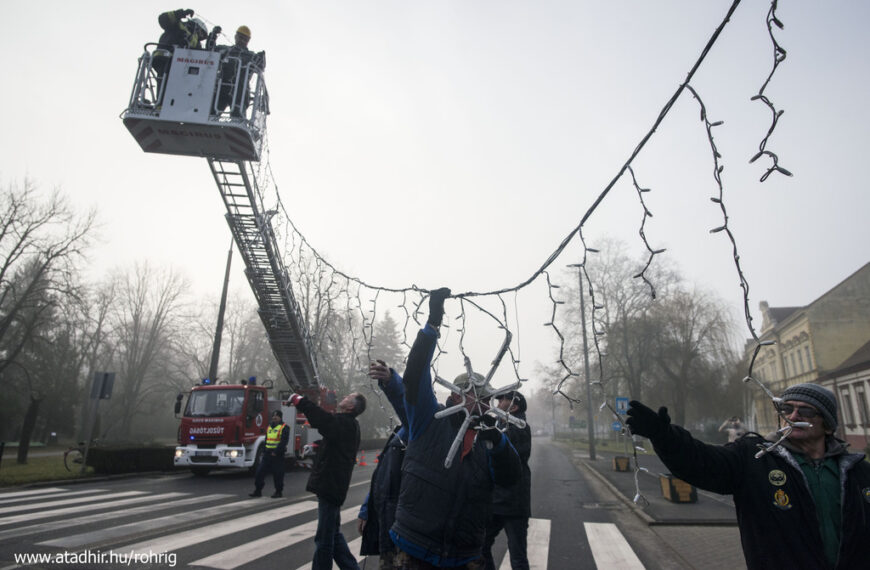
[615,397,629,415]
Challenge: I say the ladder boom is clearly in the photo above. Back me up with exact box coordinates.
[208,158,320,391]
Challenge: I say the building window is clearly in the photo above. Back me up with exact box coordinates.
[804,346,812,370]
[798,350,805,373]
[783,358,789,378]
[840,387,855,426]
[856,384,869,426]
[791,353,798,377]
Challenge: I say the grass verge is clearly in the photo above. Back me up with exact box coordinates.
[0,455,95,487]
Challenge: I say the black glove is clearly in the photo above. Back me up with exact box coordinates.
[427,287,451,328]
[626,400,671,441]
[478,414,502,446]
[184,9,195,17]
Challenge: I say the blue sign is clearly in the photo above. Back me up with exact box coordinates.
[615,397,629,415]
[611,420,622,432]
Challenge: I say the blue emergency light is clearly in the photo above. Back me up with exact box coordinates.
[249,376,257,385]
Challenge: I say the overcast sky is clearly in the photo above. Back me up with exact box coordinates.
[2,1,868,396]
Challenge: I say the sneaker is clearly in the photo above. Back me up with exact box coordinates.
[249,491,262,497]
[271,491,282,498]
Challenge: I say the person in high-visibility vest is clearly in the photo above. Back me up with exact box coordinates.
[250,410,289,498]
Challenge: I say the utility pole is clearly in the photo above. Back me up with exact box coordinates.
[568,263,596,461]
[208,241,233,382]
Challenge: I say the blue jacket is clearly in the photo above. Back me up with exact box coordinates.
[390,326,520,566]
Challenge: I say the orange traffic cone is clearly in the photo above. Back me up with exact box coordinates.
[359,450,368,466]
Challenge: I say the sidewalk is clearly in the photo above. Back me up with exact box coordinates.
[565,443,747,569]
[581,447,736,525]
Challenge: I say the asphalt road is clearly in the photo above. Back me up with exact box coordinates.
[0,437,744,569]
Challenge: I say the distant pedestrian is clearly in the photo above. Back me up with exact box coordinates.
[627,383,870,569]
[482,391,531,570]
[289,391,366,570]
[718,416,745,443]
[249,410,288,498]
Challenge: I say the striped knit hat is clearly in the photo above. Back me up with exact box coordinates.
[781,383,838,431]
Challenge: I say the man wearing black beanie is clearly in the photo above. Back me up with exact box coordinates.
[627,383,870,569]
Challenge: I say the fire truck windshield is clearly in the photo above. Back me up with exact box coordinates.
[185,389,246,417]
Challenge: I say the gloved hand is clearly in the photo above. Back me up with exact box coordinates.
[427,287,451,328]
[288,393,303,407]
[184,9,195,17]
[478,414,502,446]
[626,400,671,441]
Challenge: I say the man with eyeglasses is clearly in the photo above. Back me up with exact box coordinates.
[627,383,870,570]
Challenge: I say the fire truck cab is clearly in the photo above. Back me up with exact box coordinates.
[172,379,324,476]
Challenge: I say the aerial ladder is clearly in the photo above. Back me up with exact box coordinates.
[120,43,320,393]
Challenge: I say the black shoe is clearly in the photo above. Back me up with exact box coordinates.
[249,491,262,497]
[271,491,282,498]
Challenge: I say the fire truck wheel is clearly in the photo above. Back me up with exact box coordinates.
[191,467,212,477]
[249,444,264,474]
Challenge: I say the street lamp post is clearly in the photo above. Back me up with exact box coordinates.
[567,263,596,461]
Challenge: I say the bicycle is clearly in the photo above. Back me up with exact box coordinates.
[63,440,97,472]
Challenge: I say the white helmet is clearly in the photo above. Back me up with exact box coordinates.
[189,17,207,39]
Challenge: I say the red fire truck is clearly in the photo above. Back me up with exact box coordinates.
[173,379,334,476]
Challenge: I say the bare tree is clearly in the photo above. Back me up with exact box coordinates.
[0,181,95,462]
[650,287,736,426]
[103,263,190,440]
[0,180,95,377]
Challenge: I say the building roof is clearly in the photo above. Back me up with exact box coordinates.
[822,339,870,379]
[768,306,801,325]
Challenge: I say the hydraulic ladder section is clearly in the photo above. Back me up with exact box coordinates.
[207,158,320,391]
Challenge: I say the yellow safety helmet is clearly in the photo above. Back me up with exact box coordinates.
[236,25,251,39]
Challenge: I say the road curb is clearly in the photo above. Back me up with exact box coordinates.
[577,457,657,525]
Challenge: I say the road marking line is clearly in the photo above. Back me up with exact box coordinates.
[584,522,644,569]
[293,536,363,570]
[189,506,357,569]
[0,493,227,541]
[0,490,141,516]
[125,500,322,563]
[37,498,266,548]
[496,518,550,570]
[0,488,69,503]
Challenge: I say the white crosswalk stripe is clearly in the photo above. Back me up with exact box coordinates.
[1,486,648,569]
[38,498,265,548]
[187,506,356,569]
[0,493,224,542]
[0,490,149,515]
[584,522,644,569]
[498,518,551,570]
[124,500,321,563]
[294,537,363,570]
[0,488,72,505]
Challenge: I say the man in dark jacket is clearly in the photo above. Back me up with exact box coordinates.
[157,8,207,49]
[289,391,366,570]
[482,391,531,570]
[390,288,521,568]
[249,410,289,498]
[152,9,208,97]
[627,383,870,570]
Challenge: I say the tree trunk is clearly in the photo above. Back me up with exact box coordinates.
[17,396,42,464]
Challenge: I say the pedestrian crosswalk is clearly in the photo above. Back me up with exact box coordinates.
[0,486,643,569]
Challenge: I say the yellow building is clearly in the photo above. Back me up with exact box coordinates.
[744,262,870,436]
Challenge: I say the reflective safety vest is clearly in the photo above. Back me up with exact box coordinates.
[265,423,285,450]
